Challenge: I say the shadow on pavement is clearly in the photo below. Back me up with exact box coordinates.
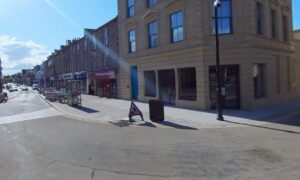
[73,106,99,113]
[154,121,198,130]
[224,120,300,135]
[109,120,157,128]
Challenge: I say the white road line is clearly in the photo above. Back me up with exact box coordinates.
[0,108,62,125]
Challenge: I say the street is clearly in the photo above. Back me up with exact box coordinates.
[0,90,300,180]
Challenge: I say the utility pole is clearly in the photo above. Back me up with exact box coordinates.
[214,0,224,121]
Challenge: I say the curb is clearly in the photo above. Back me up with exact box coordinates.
[37,93,246,130]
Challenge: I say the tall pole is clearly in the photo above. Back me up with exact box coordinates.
[214,0,224,121]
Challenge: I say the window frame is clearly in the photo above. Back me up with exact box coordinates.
[256,2,264,35]
[170,10,184,43]
[144,71,157,97]
[211,0,233,35]
[271,9,278,39]
[253,64,266,99]
[147,0,157,8]
[128,29,136,53]
[148,20,158,48]
[178,67,197,101]
[127,0,135,18]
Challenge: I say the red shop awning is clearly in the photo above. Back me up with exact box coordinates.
[94,70,116,80]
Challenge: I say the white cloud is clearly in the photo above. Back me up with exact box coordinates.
[0,35,50,75]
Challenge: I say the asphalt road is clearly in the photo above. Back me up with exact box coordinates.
[0,90,300,180]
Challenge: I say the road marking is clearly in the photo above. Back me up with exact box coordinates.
[0,108,61,125]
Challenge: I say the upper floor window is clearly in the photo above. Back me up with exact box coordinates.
[147,0,156,7]
[103,28,108,46]
[256,2,264,35]
[170,10,184,43]
[282,15,289,42]
[271,9,277,39]
[127,0,135,17]
[212,0,233,35]
[128,29,136,53]
[92,34,97,50]
[83,39,87,53]
[148,21,158,48]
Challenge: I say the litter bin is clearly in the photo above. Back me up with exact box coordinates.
[149,100,164,121]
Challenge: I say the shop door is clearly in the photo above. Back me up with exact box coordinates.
[158,69,176,105]
[209,65,240,109]
[131,66,138,100]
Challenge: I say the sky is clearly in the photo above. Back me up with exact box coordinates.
[0,0,299,75]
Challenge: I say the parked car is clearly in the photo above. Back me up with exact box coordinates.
[21,86,29,91]
[32,84,39,90]
[9,86,18,92]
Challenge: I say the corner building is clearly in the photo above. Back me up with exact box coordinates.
[118,0,297,110]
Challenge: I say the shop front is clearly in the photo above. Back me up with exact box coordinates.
[73,71,87,94]
[90,70,117,98]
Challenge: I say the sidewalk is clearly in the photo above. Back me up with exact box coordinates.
[39,94,300,130]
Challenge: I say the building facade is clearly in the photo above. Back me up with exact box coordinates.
[294,30,300,97]
[44,17,119,98]
[117,0,296,110]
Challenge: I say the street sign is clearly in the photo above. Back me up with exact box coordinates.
[128,101,144,122]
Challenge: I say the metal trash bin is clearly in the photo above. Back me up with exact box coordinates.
[149,100,164,121]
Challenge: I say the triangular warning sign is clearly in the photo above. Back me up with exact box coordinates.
[128,101,144,122]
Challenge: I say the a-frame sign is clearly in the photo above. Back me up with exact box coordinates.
[128,101,144,123]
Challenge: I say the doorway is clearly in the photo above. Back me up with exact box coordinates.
[158,69,176,105]
[209,65,240,109]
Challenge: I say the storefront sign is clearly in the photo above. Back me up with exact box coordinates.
[60,73,74,80]
[95,70,116,80]
[74,71,87,80]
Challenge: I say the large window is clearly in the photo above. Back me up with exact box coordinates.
[127,0,135,17]
[170,11,184,43]
[271,9,277,39]
[256,2,264,35]
[147,0,156,7]
[144,71,156,97]
[253,64,266,99]
[148,21,158,48]
[128,30,136,53]
[212,0,232,35]
[179,68,197,100]
[282,15,289,42]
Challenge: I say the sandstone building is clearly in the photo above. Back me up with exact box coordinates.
[117,0,296,110]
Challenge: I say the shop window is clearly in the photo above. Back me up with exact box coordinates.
[253,64,266,99]
[144,71,156,97]
[179,68,196,100]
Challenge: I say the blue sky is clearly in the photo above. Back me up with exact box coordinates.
[0,0,299,75]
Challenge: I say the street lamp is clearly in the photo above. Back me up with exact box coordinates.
[214,0,224,121]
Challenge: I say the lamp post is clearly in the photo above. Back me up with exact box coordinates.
[214,0,224,121]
